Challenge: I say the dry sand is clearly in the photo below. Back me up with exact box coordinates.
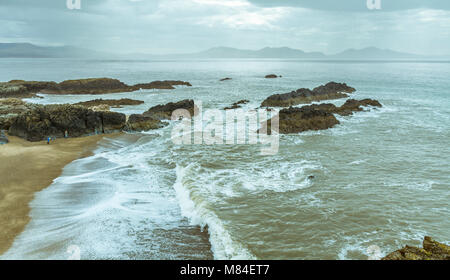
[0,134,118,255]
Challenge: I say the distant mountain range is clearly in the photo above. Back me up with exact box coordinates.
[0,43,447,60]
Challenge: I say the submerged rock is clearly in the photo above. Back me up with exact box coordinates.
[0,78,192,97]
[224,99,250,110]
[261,82,356,107]
[265,74,280,79]
[220,77,232,82]
[383,236,450,260]
[143,99,196,120]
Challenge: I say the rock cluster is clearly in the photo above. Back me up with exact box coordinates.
[261,82,356,107]
[0,78,192,97]
[262,98,382,134]
[382,236,450,260]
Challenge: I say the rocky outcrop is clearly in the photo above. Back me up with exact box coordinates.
[261,106,340,134]
[0,98,34,130]
[262,98,382,134]
[125,114,167,132]
[74,98,144,108]
[220,77,232,82]
[383,236,450,260]
[0,80,57,98]
[261,82,356,107]
[303,99,382,116]
[143,99,196,120]
[132,80,192,90]
[224,100,250,110]
[41,78,131,95]
[265,74,280,79]
[7,104,126,142]
[0,78,192,97]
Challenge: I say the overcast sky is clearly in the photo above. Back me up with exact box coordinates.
[1,0,450,55]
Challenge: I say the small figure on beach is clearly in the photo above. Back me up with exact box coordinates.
[65,130,69,138]
[47,137,51,145]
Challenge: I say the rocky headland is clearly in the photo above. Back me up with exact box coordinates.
[261,82,356,107]
[382,236,450,260]
[0,78,192,98]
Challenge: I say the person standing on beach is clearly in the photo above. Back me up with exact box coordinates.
[47,137,51,145]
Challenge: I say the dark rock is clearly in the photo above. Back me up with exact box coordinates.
[220,78,232,82]
[8,104,126,141]
[382,236,450,260]
[265,74,280,79]
[41,78,130,95]
[1,78,192,97]
[132,80,192,90]
[261,82,356,107]
[0,80,57,98]
[261,105,340,134]
[74,98,144,108]
[312,81,356,95]
[0,98,35,130]
[125,114,167,132]
[143,99,197,120]
[224,99,250,110]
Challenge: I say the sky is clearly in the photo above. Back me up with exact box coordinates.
[0,0,450,55]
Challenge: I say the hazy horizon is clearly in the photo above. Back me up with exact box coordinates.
[1,0,450,56]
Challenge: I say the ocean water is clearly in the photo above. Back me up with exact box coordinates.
[0,59,449,260]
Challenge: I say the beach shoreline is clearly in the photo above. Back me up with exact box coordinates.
[0,133,120,255]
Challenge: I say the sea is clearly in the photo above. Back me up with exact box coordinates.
[0,58,449,260]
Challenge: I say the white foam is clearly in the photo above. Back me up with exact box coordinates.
[173,164,256,260]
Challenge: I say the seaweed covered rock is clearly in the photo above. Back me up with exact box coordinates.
[125,114,167,132]
[0,98,35,130]
[261,82,356,107]
[262,106,340,134]
[383,236,450,260]
[8,104,126,141]
[0,80,57,98]
[143,99,196,120]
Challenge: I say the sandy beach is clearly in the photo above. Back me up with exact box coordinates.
[0,134,118,255]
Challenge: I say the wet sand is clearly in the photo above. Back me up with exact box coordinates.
[0,133,119,255]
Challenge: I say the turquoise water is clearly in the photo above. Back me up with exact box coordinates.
[1,59,449,259]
